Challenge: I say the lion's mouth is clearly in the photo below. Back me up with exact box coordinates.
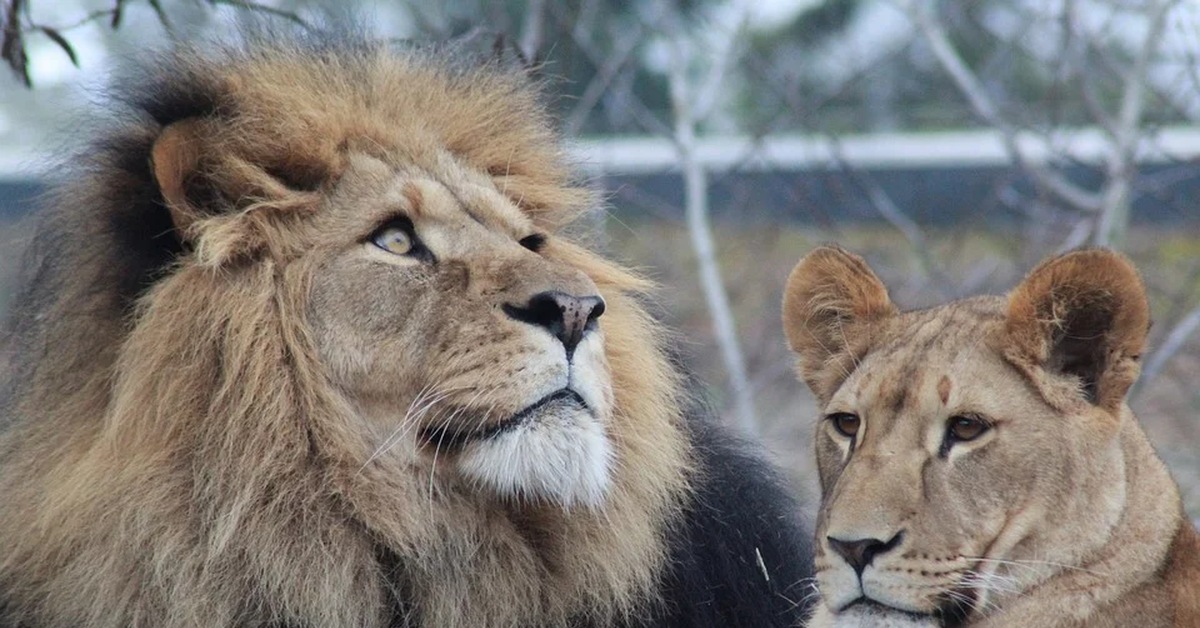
[419,389,588,450]
[840,594,973,628]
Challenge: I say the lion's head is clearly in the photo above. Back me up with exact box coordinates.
[781,246,1179,627]
[0,32,689,627]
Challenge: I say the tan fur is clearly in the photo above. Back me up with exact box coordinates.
[0,38,691,627]
[782,246,1200,627]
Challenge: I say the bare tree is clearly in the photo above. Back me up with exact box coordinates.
[2,0,306,87]
[903,0,1178,249]
[901,0,1200,399]
[657,0,759,435]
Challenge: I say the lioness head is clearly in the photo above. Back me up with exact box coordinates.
[783,246,1152,626]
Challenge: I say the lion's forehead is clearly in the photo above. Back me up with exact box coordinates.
[330,153,528,227]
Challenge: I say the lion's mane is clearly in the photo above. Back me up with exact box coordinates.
[0,26,812,628]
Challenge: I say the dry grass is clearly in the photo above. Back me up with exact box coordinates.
[0,215,1196,517]
[602,219,1200,518]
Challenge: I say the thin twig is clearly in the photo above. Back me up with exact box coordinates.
[905,0,1103,214]
[1137,304,1200,397]
[1092,0,1175,247]
[660,0,758,435]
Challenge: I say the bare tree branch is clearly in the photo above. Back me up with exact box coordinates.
[693,4,751,122]
[661,0,758,435]
[1092,0,1174,247]
[825,136,950,295]
[517,0,545,62]
[1138,304,1200,397]
[557,4,646,135]
[905,1,1104,215]
[3,0,309,87]
[565,4,670,135]
[908,0,1185,249]
[2,0,29,87]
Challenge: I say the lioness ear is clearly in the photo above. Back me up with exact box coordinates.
[151,118,208,237]
[1004,249,1149,413]
[782,246,897,400]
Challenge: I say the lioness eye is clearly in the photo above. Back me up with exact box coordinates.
[947,415,990,442]
[827,412,860,438]
[370,221,416,256]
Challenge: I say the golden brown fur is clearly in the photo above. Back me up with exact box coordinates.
[782,246,1200,627]
[0,32,694,627]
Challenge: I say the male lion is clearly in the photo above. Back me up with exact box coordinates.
[782,246,1200,627]
[0,30,813,627]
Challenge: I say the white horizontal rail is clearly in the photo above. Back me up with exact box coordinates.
[5,127,1200,178]
[569,126,1200,175]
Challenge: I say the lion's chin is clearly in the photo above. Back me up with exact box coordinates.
[457,397,613,509]
[823,601,941,628]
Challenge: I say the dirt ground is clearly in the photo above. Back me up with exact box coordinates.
[602,219,1200,519]
[0,215,1196,518]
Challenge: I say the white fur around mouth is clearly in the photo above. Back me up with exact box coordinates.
[816,600,940,628]
[456,393,613,509]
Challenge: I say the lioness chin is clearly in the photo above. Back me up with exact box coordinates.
[783,246,1200,627]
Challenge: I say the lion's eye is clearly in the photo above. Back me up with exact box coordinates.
[519,233,546,252]
[827,412,860,438]
[370,220,417,256]
[947,415,990,442]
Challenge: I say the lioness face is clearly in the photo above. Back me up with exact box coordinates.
[809,307,1122,626]
[784,247,1149,627]
[306,152,614,508]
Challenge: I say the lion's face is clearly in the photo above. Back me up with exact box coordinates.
[783,247,1150,627]
[304,153,614,508]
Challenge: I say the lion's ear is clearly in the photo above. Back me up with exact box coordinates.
[782,246,896,400]
[1004,249,1150,413]
[151,119,208,237]
[151,118,332,263]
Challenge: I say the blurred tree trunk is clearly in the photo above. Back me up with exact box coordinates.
[662,1,758,435]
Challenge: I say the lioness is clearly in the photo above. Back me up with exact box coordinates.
[782,246,1200,627]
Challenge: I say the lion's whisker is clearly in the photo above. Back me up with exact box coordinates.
[356,384,476,474]
[424,387,490,514]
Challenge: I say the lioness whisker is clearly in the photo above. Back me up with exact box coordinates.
[961,556,1111,577]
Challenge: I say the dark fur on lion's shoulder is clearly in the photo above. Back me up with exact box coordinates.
[384,412,816,628]
[634,417,815,627]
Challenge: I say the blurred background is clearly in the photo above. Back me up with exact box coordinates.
[2,0,1198,517]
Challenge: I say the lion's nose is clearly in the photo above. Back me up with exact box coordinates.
[504,291,605,357]
[827,531,903,577]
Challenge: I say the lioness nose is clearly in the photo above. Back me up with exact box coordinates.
[827,531,903,577]
[504,290,605,357]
